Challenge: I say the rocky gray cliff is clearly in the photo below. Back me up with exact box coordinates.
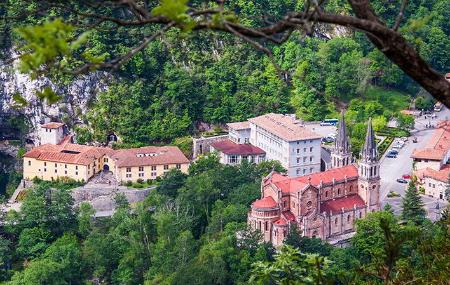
[0,50,109,141]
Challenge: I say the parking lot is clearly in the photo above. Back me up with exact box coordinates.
[379,107,449,220]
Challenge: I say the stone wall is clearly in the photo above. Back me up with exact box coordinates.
[192,135,228,158]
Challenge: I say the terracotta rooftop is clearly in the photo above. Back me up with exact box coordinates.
[41,122,65,129]
[227,121,250,130]
[269,164,359,193]
[110,146,189,167]
[320,194,366,214]
[24,144,188,167]
[273,218,288,226]
[24,143,112,165]
[252,196,278,209]
[412,121,450,161]
[411,148,447,160]
[248,113,322,142]
[211,139,265,155]
[423,165,450,183]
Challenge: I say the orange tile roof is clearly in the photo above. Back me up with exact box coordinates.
[269,164,358,193]
[412,148,447,160]
[320,194,366,214]
[248,113,322,142]
[423,165,450,183]
[24,143,187,168]
[227,121,250,130]
[412,121,450,161]
[110,146,189,167]
[273,218,288,226]
[41,122,65,129]
[252,196,278,209]
[24,143,111,165]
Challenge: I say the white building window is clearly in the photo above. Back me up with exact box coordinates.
[151,172,157,177]
[139,166,144,171]
[229,155,238,164]
[176,164,181,169]
[151,166,157,171]
[138,173,144,177]
[164,165,169,170]
[126,167,131,172]
[28,161,31,166]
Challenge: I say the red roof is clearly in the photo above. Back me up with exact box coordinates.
[273,218,288,226]
[211,139,265,155]
[412,121,450,160]
[41,122,65,129]
[252,196,278,209]
[269,164,358,193]
[282,211,295,221]
[24,143,112,165]
[110,146,190,167]
[423,165,450,183]
[320,194,366,214]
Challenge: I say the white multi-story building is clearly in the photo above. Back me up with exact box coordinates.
[248,113,322,177]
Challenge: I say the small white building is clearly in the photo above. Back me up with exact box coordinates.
[423,166,449,200]
[39,122,65,145]
[248,113,322,177]
[210,121,266,165]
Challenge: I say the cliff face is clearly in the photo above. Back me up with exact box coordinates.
[0,50,109,141]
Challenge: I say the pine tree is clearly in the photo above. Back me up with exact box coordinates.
[401,181,426,224]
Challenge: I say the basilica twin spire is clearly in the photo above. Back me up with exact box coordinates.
[331,111,378,169]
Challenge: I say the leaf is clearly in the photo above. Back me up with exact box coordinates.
[151,0,190,23]
[36,87,61,105]
[12,93,29,108]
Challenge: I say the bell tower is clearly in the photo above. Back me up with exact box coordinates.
[331,111,351,168]
[358,118,380,212]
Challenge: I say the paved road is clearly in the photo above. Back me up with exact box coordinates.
[380,107,450,220]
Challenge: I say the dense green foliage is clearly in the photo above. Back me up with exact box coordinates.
[0,156,449,284]
[2,0,449,145]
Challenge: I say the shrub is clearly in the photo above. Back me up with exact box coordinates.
[125,181,132,187]
[136,178,144,184]
[387,191,400,198]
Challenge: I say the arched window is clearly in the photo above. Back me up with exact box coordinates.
[306,201,312,209]
[337,189,341,195]
[312,230,318,238]
[325,191,329,198]
[259,221,261,230]
[359,212,362,218]
[265,221,268,231]
[347,215,351,222]
[349,185,353,192]
[335,218,338,225]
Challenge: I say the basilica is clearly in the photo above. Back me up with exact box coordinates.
[247,113,381,246]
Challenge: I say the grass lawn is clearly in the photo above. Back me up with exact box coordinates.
[365,86,411,113]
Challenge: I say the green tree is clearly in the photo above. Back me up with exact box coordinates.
[248,245,331,284]
[401,181,426,224]
[156,168,187,198]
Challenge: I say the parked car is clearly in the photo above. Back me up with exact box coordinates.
[393,144,403,149]
[386,153,397,158]
[396,178,408,183]
[402,174,411,179]
[389,149,399,155]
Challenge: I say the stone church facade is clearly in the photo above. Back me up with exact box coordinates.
[247,113,381,246]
